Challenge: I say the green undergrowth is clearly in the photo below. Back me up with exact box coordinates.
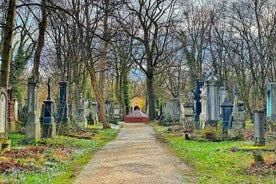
[1,125,120,184]
[152,124,276,184]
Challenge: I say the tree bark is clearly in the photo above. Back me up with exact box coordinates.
[33,0,47,80]
[88,67,110,129]
[0,0,17,88]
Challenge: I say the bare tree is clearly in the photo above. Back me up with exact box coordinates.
[117,0,179,120]
[0,0,17,88]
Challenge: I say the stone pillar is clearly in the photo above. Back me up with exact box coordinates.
[42,78,56,138]
[25,76,41,140]
[205,72,220,128]
[266,82,276,131]
[14,99,18,121]
[57,81,69,123]
[254,110,265,146]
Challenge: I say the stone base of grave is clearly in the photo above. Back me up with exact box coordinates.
[228,128,244,140]
[8,121,16,133]
[0,139,11,153]
[56,122,71,135]
[42,122,56,138]
[25,123,41,140]
[76,120,87,130]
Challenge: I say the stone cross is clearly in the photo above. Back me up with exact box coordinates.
[47,77,52,100]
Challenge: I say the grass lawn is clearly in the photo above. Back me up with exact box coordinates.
[153,124,276,184]
[0,124,120,184]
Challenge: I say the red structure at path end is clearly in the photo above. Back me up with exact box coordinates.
[124,110,149,123]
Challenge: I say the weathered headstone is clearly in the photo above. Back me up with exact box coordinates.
[266,82,276,131]
[254,110,265,146]
[0,89,8,135]
[41,78,56,138]
[183,102,194,131]
[14,99,18,121]
[205,72,219,128]
[219,86,227,116]
[229,87,245,138]
[7,85,16,132]
[165,99,180,123]
[25,76,41,140]
[193,80,204,129]
[57,81,69,123]
[0,88,10,153]
[200,87,206,129]
[90,101,98,125]
[75,94,87,129]
[220,99,233,137]
[113,104,120,119]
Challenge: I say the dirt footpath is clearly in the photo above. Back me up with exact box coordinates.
[74,123,196,184]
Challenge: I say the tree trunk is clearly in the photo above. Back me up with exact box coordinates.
[33,0,47,80]
[0,0,17,88]
[88,67,110,129]
[147,74,155,120]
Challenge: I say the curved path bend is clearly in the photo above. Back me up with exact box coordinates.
[74,123,196,184]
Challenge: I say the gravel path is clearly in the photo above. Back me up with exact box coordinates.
[74,123,196,184]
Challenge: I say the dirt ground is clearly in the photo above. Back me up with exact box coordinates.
[74,123,196,184]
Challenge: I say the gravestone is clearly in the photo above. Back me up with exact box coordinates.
[220,99,233,137]
[0,88,11,153]
[205,72,219,128]
[229,87,245,138]
[200,87,206,129]
[91,101,98,125]
[254,110,265,146]
[219,86,227,116]
[41,78,56,138]
[183,101,194,131]
[0,89,8,135]
[25,76,41,140]
[7,85,16,132]
[165,99,180,123]
[57,81,69,123]
[113,105,120,119]
[75,94,87,129]
[266,82,276,131]
[14,99,18,121]
[193,80,204,129]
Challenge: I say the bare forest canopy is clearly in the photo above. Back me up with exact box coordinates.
[0,0,276,120]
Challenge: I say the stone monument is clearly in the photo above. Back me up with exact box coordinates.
[75,94,87,129]
[41,78,56,138]
[205,72,219,128]
[266,82,276,131]
[7,85,15,132]
[25,76,41,140]
[57,81,69,123]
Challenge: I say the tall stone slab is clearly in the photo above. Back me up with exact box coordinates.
[57,81,69,123]
[0,88,8,135]
[7,85,15,132]
[267,82,276,131]
[205,72,220,128]
[75,95,87,129]
[42,78,56,138]
[0,88,11,153]
[25,76,41,140]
